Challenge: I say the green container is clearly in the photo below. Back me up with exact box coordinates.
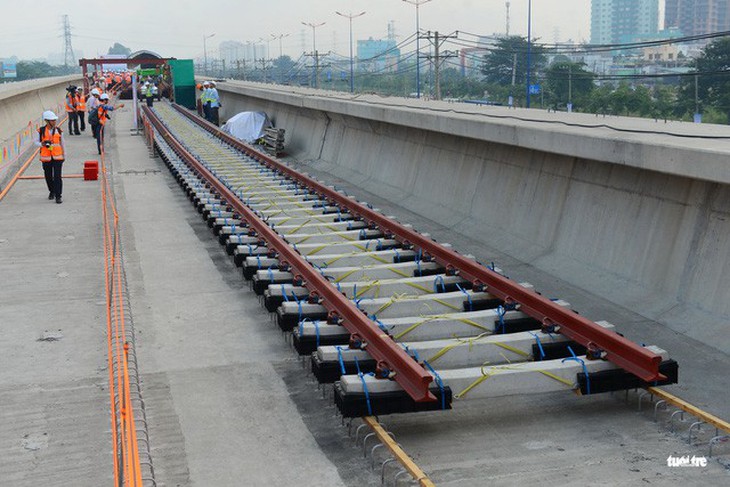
[169,59,196,109]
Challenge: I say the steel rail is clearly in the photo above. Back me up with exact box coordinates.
[143,105,436,402]
[169,103,664,384]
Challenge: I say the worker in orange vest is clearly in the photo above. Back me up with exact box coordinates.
[94,93,124,155]
[65,86,80,135]
[75,88,87,133]
[34,111,66,204]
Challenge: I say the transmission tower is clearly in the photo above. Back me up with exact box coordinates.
[62,14,75,68]
[505,2,511,37]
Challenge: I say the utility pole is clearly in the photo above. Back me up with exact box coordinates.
[567,64,573,112]
[422,31,457,101]
[62,14,75,68]
[505,2,511,37]
[509,53,517,106]
[526,0,533,108]
[336,11,366,93]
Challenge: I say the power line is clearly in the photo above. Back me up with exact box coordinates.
[62,14,75,68]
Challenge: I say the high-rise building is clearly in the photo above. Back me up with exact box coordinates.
[591,0,659,45]
[219,41,245,65]
[665,0,730,37]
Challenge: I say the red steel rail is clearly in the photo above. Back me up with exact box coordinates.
[143,106,437,402]
[169,103,665,384]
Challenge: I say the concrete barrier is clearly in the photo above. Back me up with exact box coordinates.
[216,81,730,354]
[0,75,82,187]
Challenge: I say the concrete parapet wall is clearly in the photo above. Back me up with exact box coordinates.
[218,81,730,354]
[0,75,82,139]
[0,75,82,186]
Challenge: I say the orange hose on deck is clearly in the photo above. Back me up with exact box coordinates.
[100,137,143,486]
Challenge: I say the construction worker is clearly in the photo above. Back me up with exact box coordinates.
[87,88,101,139]
[34,111,65,204]
[65,86,80,135]
[196,83,204,116]
[75,88,87,133]
[144,82,154,107]
[201,81,211,121]
[95,93,124,155]
[208,81,221,126]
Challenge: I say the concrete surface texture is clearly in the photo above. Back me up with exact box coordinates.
[217,81,730,357]
[0,115,111,485]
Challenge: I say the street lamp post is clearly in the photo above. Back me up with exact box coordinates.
[526,0,532,108]
[302,21,326,89]
[336,11,366,93]
[403,0,431,99]
[203,33,216,75]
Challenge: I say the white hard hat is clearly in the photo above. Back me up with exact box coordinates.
[42,110,58,121]
[209,81,216,86]
[144,81,149,86]
[91,88,100,95]
[202,81,210,86]
[100,93,110,100]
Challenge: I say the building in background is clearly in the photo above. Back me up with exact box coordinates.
[591,0,659,45]
[357,38,400,73]
[219,41,245,65]
[665,0,730,37]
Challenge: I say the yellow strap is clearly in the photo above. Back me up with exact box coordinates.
[334,269,359,283]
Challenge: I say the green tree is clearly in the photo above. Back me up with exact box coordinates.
[480,36,547,87]
[108,43,131,56]
[15,61,76,81]
[543,61,595,109]
[679,37,730,122]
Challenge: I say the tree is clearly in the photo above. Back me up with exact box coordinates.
[679,37,730,122]
[480,36,547,87]
[15,61,76,81]
[108,43,131,56]
[543,61,594,109]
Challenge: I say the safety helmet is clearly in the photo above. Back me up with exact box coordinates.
[209,81,216,86]
[144,81,149,86]
[91,88,100,95]
[100,93,110,100]
[42,110,59,121]
[202,81,210,86]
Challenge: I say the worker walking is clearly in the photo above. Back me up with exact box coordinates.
[35,111,65,204]
[144,82,154,107]
[65,86,80,135]
[94,93,124,155]
[75,88,87,133]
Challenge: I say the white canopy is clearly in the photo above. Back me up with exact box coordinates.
[221,111,272,142]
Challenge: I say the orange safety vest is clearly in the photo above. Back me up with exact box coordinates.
[64,94,76,112]
[76,94,87,111]
[115,75,122,84]
[98,106,109,125]
[38,126,64,162]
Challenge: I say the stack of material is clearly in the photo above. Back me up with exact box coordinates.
[261,127,285,156]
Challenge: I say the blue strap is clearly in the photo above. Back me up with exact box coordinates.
[347,221,353,230]
[281,284,289,302]
[374,318,388,332]
[456,283,472,311]
[433,275,446,293]
[529,332,545,360]
[375,239,383,251]
[297,300,303,323]
[247,243,254,255]
[359,229,367,240]
[256,255,262,269]
[267,267,275,283]
[416,259,422,277]
[230,224,236,234]
[393,248,401,262]
[336,346,346,375]
[423,360,446,410]
[354,358,374,416]
[496,305,506,334]
[562,346,590,395]
[352,283,357,298]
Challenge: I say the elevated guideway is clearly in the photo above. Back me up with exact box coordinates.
[214,80,730,355]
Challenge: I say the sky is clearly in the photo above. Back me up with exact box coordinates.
[0,0,596,62]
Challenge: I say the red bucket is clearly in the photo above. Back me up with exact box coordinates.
[84,160,99,181]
